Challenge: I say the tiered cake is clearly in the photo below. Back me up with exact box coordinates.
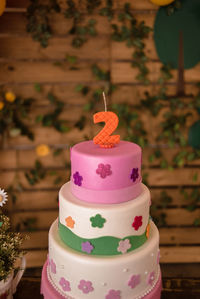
[41,139,162,299]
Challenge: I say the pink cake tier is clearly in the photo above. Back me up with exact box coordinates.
[70,140,142,204]
[41,261,162,299]
[41,219,161,299]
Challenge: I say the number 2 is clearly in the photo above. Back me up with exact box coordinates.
[93,111,120,148]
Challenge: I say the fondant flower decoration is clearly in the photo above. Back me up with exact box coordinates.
[130,168,139,182]
[105,289,121,299]
[50,258,56,274]
[0,189,8,207]
[65,216,75,229]
[132,216,143,231]
[81,241,94,254]
[78,280,94,294]
[147,271,155,286]
[0,101,4,111]
[59,277,71,292]
[36,144,50,157]
[73,171,83,186]
[96,163,112,178]
[5,91,16,103]
[90,214,106,228]
[157,250,160,264]
[117,239,131,254]
[128,274,141,289]
[146,223,150,239]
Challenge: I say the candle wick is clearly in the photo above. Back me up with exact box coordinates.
[103,92,107,112]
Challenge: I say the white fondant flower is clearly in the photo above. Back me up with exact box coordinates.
[117,239,131,254]
[0,189,8,207]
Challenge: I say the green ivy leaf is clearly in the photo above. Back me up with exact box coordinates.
[66,54,77,64]
[53,148,63,156]
[192,172,198,182]
[34,83,42,92]
[35,115,43,123]
[47,92,56,103]
[194,218,200,226]
[54,176,63,185]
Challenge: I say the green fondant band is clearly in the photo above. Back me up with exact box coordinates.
[59,222,147,256]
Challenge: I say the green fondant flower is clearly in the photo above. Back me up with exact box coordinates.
[90,214,106,228]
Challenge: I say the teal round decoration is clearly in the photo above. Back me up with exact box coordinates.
[188,120,200,149]
[154,0,200,69]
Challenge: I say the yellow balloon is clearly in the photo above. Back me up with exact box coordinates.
[0,0,6,16]
[150,0,175,6]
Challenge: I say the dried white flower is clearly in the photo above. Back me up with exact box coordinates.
[0,189,8,207]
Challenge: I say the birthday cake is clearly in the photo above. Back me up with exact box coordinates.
[41,113,162,299]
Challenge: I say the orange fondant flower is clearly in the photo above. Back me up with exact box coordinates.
[65,216,75,228]
[36,144,50,157]
[0,101,4,110]
[5,92,16,103]
[146,223,150,239]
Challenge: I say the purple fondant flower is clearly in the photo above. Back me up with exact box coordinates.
[59,277,71,292]
[50,258,56,274]
[128,274,140,289]
[78,280,94,294]
[130,168,139,182]
[96,163,112,178]
[132,216,143,231]
[73,171,83,186]
[117,239,131,254]
[147,271,155,286]
[105,289,121,299]
[81,241,94,254]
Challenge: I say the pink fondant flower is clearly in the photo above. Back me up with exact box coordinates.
[59,277,71,292]
[50,258,56,274]
[132,216,143,231]
[105,289,121,299]
[81,241,94,254]
[128,274,140,289]
[78,280,94,294]
[130,168,139,182]
[147,271,155,286]
[73,171,83,186]
[117,239,131,254]
[96,163,112,178]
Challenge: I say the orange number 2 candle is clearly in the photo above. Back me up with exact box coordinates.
[93,93,120,148]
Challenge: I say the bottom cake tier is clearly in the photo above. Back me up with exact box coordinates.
[41,219,161,299]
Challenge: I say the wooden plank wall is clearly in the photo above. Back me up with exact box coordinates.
[0,0,200,267]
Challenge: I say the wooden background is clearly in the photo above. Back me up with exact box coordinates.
[0,0,200,268]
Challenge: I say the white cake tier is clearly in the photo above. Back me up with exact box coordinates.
[59,182,151,240]
[48,219,160,299]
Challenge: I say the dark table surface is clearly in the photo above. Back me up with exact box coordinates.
[14,264,200,299]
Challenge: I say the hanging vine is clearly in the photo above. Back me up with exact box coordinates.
[2,0,198,229]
